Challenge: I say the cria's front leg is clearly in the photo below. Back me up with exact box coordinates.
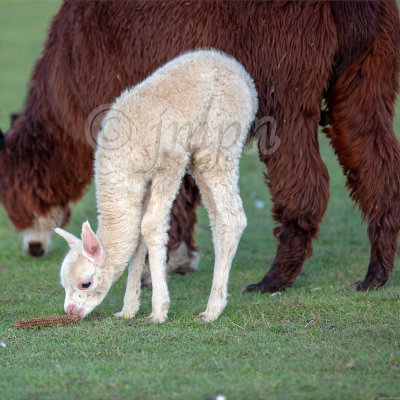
[144,245,171,323]
[146,264,170,324]
[114,236,147,319]
[199,295,228,322]
[141,159,188,323]
[147,300,170,323]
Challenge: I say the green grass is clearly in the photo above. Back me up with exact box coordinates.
[1,2,400,399]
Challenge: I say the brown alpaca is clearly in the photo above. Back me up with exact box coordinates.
[1,1,399,292]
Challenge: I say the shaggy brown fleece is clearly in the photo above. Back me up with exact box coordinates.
[1,1,399,292]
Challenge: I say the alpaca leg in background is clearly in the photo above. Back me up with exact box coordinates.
[195,157,247,322]
[141,154,189,323]
[245,113,330,293]
[242,8,335,294]
[114,236,147,318]
[167,175,201,273]
[324,3,400,290]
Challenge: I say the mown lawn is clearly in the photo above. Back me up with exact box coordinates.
[1,2,400,399]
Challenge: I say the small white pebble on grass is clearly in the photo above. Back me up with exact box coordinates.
[254,200,265,209]
[271,292,281,297]
[216,396,226,400]
[0,342,6,348]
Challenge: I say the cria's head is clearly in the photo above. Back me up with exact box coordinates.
[55,221,111,319]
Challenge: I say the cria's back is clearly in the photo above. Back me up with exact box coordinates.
[97,49,258,169]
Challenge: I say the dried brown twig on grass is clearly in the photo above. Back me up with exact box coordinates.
[14,315,80,329]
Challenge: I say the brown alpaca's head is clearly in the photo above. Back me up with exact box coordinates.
[0,123,71,257]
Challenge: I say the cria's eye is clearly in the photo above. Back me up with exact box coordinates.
[79,280,92,290]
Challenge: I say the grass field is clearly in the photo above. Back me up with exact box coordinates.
[1,2,400,399]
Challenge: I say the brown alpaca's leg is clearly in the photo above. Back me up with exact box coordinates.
[324,6,400,290]
[244,114,330,293]
[167,174,201,273]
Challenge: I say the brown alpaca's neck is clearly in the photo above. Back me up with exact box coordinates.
[0,100,93,230]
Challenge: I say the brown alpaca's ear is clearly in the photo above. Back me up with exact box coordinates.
[9,113,20,126]
[0,128,5,150]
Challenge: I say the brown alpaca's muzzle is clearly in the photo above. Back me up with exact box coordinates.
[28,242,45,257]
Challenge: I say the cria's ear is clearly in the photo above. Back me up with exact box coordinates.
[54,228,80,248]
[0,128,5,150]
[81,221,103,264]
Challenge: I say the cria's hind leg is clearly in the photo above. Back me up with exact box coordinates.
[191,169,218,257]
[194,156,246,322]
[141,153,190,323]
[114,236,147,318]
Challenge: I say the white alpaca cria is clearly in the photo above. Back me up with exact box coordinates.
[56,49,258,322]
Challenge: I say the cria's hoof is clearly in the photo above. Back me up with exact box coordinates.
[199,312,218,322]
[114,310,137,319]
[147,314,167,323]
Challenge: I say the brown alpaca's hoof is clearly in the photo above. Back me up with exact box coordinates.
[346,282,363,291]
[346,281,365,291]
[346,280,385,291]
[243,276,293,294]
[347,262,390,291]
